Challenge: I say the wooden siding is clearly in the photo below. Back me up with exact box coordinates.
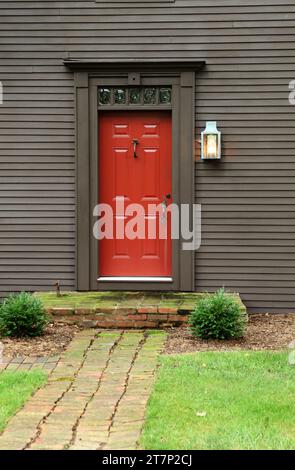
[0,1,295,311]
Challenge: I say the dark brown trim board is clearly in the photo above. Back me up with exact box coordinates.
[64,60,205,72]
[66,61,205,293]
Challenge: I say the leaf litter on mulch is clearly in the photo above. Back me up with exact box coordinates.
[0,323,81,359]
[165,314,295,354]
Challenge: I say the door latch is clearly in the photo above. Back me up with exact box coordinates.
[132,139,139,158]
[162,194,172,207]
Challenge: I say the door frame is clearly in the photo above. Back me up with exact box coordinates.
[66,60,205,292]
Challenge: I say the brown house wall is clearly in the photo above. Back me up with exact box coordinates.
[0,1,295,312]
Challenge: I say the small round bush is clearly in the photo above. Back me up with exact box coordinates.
[189,289,247,340]
[0,292,48,338]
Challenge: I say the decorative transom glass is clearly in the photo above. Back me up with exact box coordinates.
[98,88,111,105]
[114,88,126,104]
[98,87,172,106]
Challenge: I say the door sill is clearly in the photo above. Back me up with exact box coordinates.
[98,276,173,283]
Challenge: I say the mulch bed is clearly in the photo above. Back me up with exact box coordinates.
[2,314,295,358]
[164,314,295,354]
[0,323,81,359]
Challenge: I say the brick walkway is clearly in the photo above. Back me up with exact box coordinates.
[0,329,166,450]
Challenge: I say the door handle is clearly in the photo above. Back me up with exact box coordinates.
[162,194,172,207]
[132,139,139,158]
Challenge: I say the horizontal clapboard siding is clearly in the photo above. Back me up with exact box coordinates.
[0,0,295,311]
[0,2,75,295]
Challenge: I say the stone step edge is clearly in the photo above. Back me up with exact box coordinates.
[47,307,189,329]
[46,293,246,329]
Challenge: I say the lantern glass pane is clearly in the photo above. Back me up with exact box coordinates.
[206,134,218,158]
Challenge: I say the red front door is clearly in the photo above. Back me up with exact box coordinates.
[99,111,172,277]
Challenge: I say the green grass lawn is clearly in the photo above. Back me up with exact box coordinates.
[0,371,47,433]
[141,351,295,450]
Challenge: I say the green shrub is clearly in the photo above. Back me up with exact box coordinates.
[189,289,247,340]
[0,292,48,338]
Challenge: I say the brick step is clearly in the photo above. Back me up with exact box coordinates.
[38,291,246,330]
[47,307,189,329]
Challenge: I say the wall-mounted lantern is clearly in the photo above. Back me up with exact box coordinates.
[201,121,221,160]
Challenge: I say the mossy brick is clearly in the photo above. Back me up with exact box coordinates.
[137,307,157,314]
[120,332,143,342]
[62,341,89,352]
[123,291,142,299]
[127,314,147,321]
[159,301,181,309]
[115,307,137,315]
[168,314,188,323]
[158,307,178,314]
[78,319,97,328]
[74,308,94,315]
[93,320,115,328]
[159,297,181,305]
[77,421,110,431]
[77,329,96,337]
[146,329,167,337]
[5,363,22,371]
[137,299,160,313]
[119,297,143,307]
[75,432,108,441]
[47,355,61,363]
[161,292,183,299]
[95,307,116,314]
[99,330,121,337]
[51,308,75,316]
[133,321,159,328]
[31,444,65,450]
[147,314,168,321]
[99,291,126,300]
[108,321,133,328]
[178,302,195,310]
[111,421,144,431]
[65,336,91,346]
[140,296,161,305]
[51,318,72,325]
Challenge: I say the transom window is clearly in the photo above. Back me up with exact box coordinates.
[98,87,172,107]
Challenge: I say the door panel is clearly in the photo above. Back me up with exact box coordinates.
[99,111,172,277]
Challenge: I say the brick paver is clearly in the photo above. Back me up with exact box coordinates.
[0,329,166,450]
[0,355,59,374]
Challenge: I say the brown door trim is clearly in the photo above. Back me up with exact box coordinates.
[70,61,205,292]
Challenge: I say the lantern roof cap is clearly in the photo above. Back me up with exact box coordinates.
[203,122,220,134]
